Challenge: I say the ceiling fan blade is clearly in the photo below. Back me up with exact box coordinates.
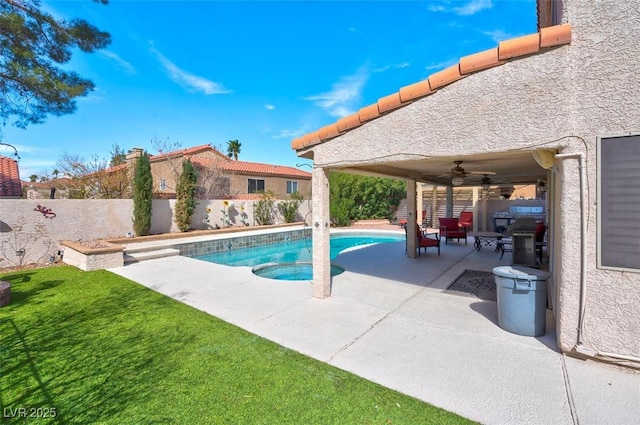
[467,170,496,175]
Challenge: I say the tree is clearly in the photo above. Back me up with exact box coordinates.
[329,172,406,225]
[132,152,152,236]
[52,169,59,179]
[28,174,37,183]
[110,144,126,166]
[174,159,198,232]
[0,0,111,131]
[226,139,241,160]
[56,151,130,199]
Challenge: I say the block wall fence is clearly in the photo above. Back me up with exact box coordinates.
[0,198,312,268]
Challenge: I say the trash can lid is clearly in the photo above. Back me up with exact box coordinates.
[492,265,550,280]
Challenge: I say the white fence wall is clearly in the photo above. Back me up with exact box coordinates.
[0,198,311,268]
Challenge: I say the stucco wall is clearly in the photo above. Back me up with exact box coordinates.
[228,174,312,198]
[0,198,311,268]
[303,1,640,359]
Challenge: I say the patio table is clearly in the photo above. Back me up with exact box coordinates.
[471,231,504,251]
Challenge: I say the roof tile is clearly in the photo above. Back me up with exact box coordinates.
[291,23,572,152]
[358,104,380,122]
[460,47,504,74]
[0,155,22,197]
[399,80,433,102]
[190,155,311,178]
[498,33,541,60]
[377,92,403,113]
[318,123,341,141]
[540,23,572,48]
[337,113,362,132]
[428,64,464,89]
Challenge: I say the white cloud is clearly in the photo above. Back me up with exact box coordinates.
[150,44,231,95]
[454,0,493,16]
[273,129,306,139]
[99,50,137,75]
[482,29,515,43]
[265,104,275,110]
[305,68,369,118]
[373,62,410,73]
[429,0,493,16]
[424,58,458,71]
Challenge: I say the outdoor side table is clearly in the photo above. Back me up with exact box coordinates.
[471,231,504,251]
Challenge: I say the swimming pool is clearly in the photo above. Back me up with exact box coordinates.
[193,233,404,268]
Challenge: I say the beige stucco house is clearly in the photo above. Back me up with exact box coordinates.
[292,0,640,366]
[126,144,311,200]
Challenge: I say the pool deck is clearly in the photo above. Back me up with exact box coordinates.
[109,223,639,425]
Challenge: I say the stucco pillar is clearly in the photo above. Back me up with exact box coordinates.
[406,179,417,258]
[446,186,454,217]
[417,183,424,226]
[311,167,331,298]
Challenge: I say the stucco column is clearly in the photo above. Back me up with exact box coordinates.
[416,183,424,226]
[311,167,331,298]
[406,179,417,258]
[446,186,454,217]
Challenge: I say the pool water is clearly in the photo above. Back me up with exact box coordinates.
[193,234,404,268]
[252,262,345,281]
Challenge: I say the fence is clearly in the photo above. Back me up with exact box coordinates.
[0,198,312,268]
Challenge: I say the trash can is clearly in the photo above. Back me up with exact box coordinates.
[493,265,550,336]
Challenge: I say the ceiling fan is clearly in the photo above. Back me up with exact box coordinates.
[438,161,495,186]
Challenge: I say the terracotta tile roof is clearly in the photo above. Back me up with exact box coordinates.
[0,155,22,197]
[190,155,311,179]
[21,177,75,189]
[291,23,571,151]
[149,144,227,163]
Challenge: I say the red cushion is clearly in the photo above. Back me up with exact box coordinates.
[535,223,546,242]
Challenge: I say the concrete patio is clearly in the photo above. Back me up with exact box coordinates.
[109,229,639,425]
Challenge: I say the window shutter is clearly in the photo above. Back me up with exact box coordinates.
[600,135,640,270]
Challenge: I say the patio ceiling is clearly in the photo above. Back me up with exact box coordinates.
[333,150,547,187]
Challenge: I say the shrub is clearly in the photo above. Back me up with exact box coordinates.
[132,153,153,236]
[174,160,198,232]
[254,190,276,225]
[277,192,303,223]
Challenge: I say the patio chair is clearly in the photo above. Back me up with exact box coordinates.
[458,211,473,230]
[405,223,440,256]
[535,222,547,264]
[439,217,468,245]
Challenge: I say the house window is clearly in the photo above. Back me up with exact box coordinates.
[160,179,166,191]
[598,135,640,271]
[248,178,265,193]
[286,180,298,194]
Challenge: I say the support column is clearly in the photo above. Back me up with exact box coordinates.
[406,179,417,258]
[446,186,454,217]
[311,167,331,299]
[416,183,424,226]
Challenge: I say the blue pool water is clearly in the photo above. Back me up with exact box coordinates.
[193,234,404,268]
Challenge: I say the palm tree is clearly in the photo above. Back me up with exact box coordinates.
[226,139,242,160]
[52,169,59,179]
[29,174,38,183]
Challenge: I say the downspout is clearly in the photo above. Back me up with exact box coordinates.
[556,152,640,365]
[554,153,587,348]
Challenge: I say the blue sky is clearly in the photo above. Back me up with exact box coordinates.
[1,0,537,179]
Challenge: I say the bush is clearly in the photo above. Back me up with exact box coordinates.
[254,190,276,225]
[174,160,198,232]
[277,192,303,223]
[132,153,153,236]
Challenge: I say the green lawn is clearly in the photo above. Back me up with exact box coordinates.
[0,266,474,424]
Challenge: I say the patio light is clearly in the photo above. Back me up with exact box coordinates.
[451,176,464,186]
[481,175,492,191]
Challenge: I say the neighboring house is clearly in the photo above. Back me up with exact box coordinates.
[291,0,640,366]
[125,144,311,199]
[22,177,74,199]
[0,155,22,198]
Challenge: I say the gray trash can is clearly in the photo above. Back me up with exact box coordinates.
[493,265,550,336]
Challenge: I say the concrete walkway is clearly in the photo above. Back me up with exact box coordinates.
[109,232,639,425]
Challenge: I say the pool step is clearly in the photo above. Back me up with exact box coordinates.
[124,248,181,264]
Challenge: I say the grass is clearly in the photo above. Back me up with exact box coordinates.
[0,266,475,424]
